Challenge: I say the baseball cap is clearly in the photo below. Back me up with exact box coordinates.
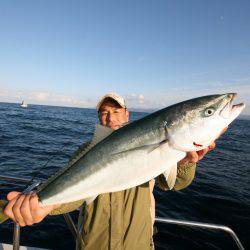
[96,93,126,111]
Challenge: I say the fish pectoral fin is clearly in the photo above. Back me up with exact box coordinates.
[112,144,157,156]
[147,139,169,153]
[163,164,178,190]
[113,140,169,156]
[85,195,98,205]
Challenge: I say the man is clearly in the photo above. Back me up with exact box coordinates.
[4,93,220,249]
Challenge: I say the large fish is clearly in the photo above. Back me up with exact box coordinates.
[36,93,245,205]
[0,93,245,219]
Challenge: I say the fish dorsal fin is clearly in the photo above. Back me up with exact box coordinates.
[92,124,114,145]
[70,125,114,165]
[79,125,113,157]
[37,125,113,194]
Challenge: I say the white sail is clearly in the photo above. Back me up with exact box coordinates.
[20,100,28,108]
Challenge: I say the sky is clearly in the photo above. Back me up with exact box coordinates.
[0,0,250,113]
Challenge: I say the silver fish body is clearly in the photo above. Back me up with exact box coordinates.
[37,93,245,205]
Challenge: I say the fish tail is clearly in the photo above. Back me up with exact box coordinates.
[0,200,9,224]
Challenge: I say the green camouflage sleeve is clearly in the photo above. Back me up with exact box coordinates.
[156,162,197,191]
[49,200,84,215]
[49,141,91,215]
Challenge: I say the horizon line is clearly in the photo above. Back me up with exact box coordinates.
[1,101,249,117]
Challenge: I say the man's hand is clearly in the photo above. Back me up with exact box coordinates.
[180,142,216,164]
[4,191,60,227]
[179,127,228,164]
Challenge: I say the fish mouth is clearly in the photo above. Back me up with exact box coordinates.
[193,93,245,149]
[193,142,203,148]
[220,93,245,118]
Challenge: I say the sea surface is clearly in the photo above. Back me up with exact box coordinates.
[0,102,249,250]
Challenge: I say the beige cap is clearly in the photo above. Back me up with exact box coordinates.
[96,92,126,111]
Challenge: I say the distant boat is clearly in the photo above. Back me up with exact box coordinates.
[20,100,28,108]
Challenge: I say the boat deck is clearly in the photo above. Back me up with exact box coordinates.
[0,244,49,250]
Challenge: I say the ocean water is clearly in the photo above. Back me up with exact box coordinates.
[0,102,249,250]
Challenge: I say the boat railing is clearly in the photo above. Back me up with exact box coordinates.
[0,174,245,250]
[154,217,245,250]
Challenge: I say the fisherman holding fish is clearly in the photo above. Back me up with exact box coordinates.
[3,92,236,250]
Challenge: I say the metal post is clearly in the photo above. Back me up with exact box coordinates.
[0,174,31,184]
[63,213,78,240]
[13,223,20,250]
[0,176,41,250]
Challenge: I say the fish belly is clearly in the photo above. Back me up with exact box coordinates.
[41,143,185,205]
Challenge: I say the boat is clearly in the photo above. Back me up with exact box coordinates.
[0,243,49,250]
[20,101,28,108]
[0,174,245,250]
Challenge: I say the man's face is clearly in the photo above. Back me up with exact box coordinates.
[98,100,129,130]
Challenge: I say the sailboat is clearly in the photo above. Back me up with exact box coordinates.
[20,100,28,108]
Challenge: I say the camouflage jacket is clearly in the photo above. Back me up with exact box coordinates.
[50,141,197,250]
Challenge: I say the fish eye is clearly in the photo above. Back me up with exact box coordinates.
[204,107,215,117]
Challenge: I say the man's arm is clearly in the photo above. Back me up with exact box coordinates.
[3,192,58,226]
[156,141,217,191]
[156,162,197,191]
[49,200,84,215]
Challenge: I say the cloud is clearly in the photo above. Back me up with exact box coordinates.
[0,88,96,108]
[140,82,250,114]
[31,92,50,102]
[1,82,249,114]
[122,82,250,114]
[125,93,147,107]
